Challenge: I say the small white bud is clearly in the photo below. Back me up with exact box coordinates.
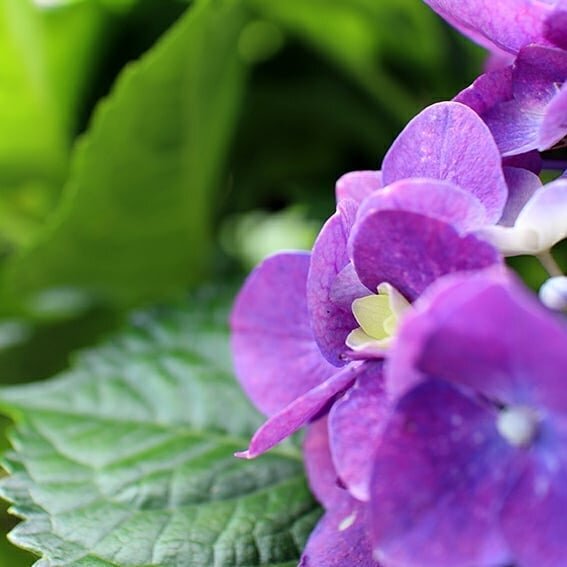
[539,276,567,311]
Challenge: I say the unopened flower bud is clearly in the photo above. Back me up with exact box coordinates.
[539,276,567,311]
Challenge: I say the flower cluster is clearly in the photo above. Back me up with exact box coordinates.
[230,2,567,566]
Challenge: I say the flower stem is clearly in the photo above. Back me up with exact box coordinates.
[536,250,563,277]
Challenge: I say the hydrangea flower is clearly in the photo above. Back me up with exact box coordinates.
[230,101,503,461]
[363,268,567,567]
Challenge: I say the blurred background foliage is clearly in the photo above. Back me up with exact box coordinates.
[0,0,490,563]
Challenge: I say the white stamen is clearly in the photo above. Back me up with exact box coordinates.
[338,512,357,531]
[497,406,539,447]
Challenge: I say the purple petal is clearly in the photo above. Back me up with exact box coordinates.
[389,268,567,412]
[421,0,553,53]
[335,171,382,204]
[350,209,501,301]
[358,177,488,232]
[455,66,513,116]
[382,102,507,222]
[329,262,371,312]
[513,46,567,106]
[300,500,379,567]
[501,443,567,567]
[502,150,542,174]
[370,380,515,567]
[303,418,344,509]
[307,199,368,366]
[329,363,388,501]
[499,166,542,226]
[236,362,365,459]
[231,252,336,416]
[484,47,514,72]
[540,81,567,150]
[544,0,567,50]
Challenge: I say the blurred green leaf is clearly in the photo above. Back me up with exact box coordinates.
[249,0,447,122]
[0,0,111,247]
[2,0,250,313]
[0,289,320,566]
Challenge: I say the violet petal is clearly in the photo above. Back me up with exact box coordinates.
[370,380,515,567]
[501,440,567,567]
[382,102,507,222]
[499,166,542,227]
[358,177,488,233]
[350,209,501,301]
[391,268,567,412]
[300,500,379,567]
[303,417,345,509]
[329,363,388,501]
[231,252,336,415]
[421,0,552,54]
[236,362,365,459]
[307,199,366,366]
[335,170,382,204]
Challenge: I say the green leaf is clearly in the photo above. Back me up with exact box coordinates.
[4,0,251,311]
[0,289,321,566]
[0,0,110,246]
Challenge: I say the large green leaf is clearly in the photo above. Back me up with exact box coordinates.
[3,0,250,312]
[0,289,321,566]
[0,0,110,248]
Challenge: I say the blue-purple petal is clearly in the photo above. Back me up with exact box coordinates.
[370,380,515,567]
[388,268,567,412]
[329,363,388,501]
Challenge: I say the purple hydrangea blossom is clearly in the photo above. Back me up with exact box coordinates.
[364,268,567,567]
[230,101,503,460]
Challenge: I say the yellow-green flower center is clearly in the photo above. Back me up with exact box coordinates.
[346,283,409,352]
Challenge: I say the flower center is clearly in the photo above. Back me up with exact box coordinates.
[496,405,539,448]
[346,283,409,352]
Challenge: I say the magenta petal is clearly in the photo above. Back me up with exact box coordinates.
[303,418,344,509]
[300,500,379,567]
[421,0,552,53]
[499,167,542,227]
[237,362,365,459]
[350,209,501,301]
[307,199,365,366]
[382,102,507,223]
[390,269,567,412]
[370,380,514,567]
[335,171,382,204]
[501,449,567,567]
[544,0,567,50]
[231,252,336,416]
[358,178,488,232]
[329,363,388,501]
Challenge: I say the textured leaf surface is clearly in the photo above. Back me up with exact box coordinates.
[4,0,250,309]
[0,290,321,566]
